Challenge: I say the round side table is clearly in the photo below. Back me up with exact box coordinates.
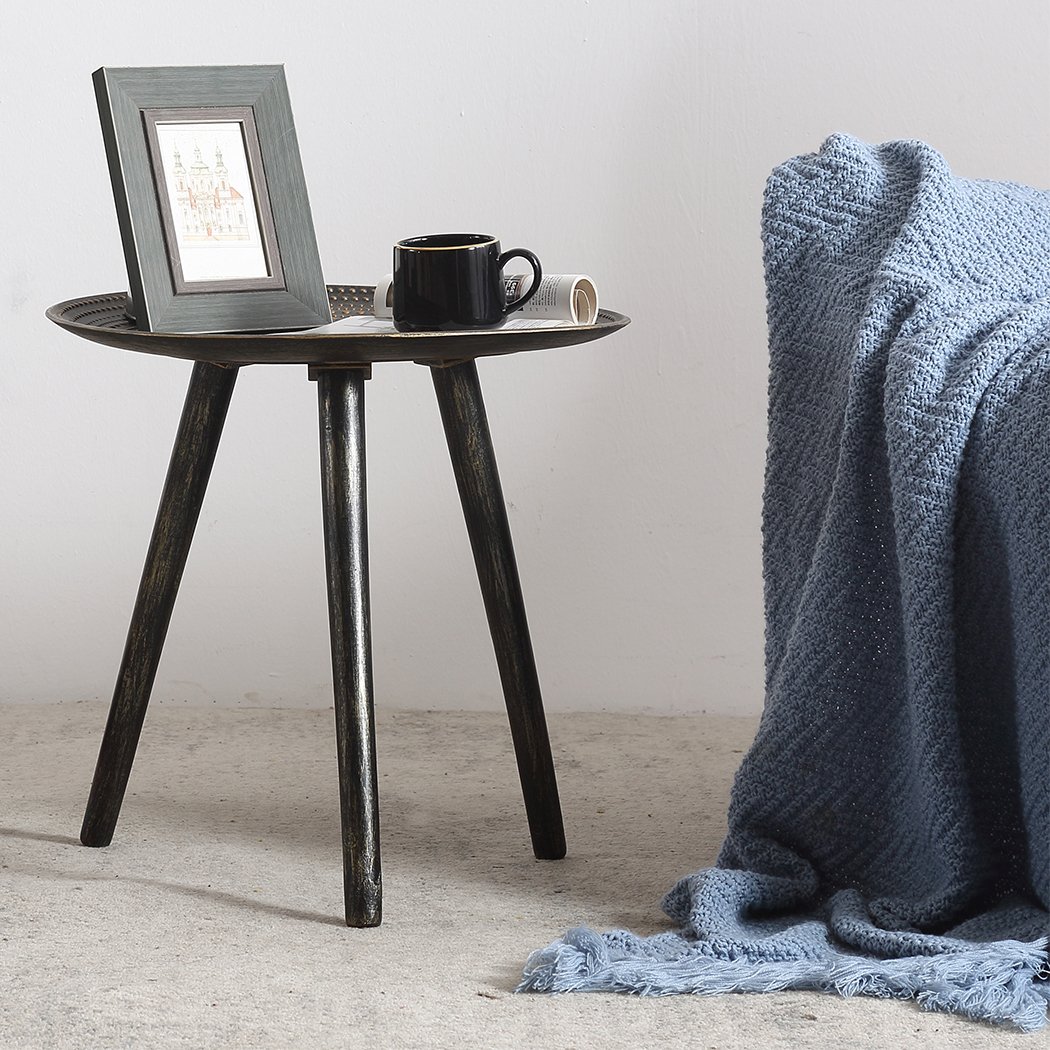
[46,285,630,927]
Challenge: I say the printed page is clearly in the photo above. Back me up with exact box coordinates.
[308,314,576,335]
[503,274,599,324]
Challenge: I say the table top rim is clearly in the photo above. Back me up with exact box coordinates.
[46,289,628,338]
[45,286,630,366]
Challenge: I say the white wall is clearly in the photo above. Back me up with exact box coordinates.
[3,1,1048,714]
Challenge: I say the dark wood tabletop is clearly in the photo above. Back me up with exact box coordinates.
[46,284,630,366]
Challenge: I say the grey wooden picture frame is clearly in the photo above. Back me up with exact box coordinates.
[93,65,331,333]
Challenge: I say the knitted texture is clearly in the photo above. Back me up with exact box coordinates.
[519,134,1050,1029]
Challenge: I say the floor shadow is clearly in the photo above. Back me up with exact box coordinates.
[2,788,692,929]
[130,781,712,933]
[4,856,344,926]
[3,713,738,936]
[0,825,80,847]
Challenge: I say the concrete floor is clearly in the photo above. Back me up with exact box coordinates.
[1,702,1043,1049]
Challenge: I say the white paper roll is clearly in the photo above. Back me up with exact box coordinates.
[373,274,395,318]
[503,273,599,324]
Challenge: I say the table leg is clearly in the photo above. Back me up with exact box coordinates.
[315,367,382,927]
[430,360,567,861]
[81,362,239,848]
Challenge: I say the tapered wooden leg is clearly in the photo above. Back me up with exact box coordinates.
[431,360,566,860]
[81,362,239,848]
[316,367,382,927]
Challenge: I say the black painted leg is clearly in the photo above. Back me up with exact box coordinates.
[81,362,239,848]
[431,360,566,860]
[316,367,382,927]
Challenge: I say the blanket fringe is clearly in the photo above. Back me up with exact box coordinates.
[518,928,1050,1032]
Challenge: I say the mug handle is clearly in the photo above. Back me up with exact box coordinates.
[499,249,543,314]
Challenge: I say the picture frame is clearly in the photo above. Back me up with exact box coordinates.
[93,65,331,333]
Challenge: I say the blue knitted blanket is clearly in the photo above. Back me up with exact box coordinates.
[520,135,1050,1030]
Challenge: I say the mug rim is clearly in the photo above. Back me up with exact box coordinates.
[396,233,497,251]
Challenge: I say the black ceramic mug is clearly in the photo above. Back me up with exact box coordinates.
[392,234,542,332]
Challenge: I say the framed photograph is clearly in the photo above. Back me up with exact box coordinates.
[93,65,331,333]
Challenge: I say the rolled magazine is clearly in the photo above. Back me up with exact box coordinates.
[502,273,599,324]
